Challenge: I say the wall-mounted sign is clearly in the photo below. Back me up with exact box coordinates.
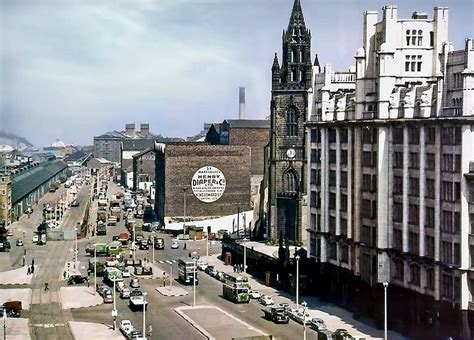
[191,166,226,203]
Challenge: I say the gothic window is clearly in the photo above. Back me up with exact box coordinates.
[300,49,304,63]
[291,49,296,63]
[286,106,298,136]
[300,70,304,83]
[283,169,298,192]
[417,30,423,46]
[291,69,297,82]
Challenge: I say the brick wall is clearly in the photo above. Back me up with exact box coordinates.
[229,127,270,176]
[159,143,251,222]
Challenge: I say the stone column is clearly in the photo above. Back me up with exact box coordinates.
[402,127,409,253]
[419,127,426,256]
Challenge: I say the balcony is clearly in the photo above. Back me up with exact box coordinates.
[441,107,462,117]
[331,72,356,83]
[362,111,377,119]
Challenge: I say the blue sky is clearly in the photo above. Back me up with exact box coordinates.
[1,0,472,146]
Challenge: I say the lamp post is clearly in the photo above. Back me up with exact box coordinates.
[74,226,78,268]
[295,255,300,310]
[142,292,148,336]
[383,281,388,340]
[133,224,136,262]
[94,246,97,295]
[170,263,173,287]
[152,232,155,264]
[3,305,6,340]
[183,187,187,236]
[302,301,307,340]
[193,259,197,307]
[112,279,117,331]
[243,238,248,274]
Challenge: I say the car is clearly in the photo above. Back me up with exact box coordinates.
[122,268,131,278]
[130,278,140,288]
[142,223,151,232]
[6,229,13,237]
[154,238,165,250]
[70,200,80,207]
[197,262,208,271]
[120,288,131,299]
[209,268,219,277]
[171,240,179,249]
[67,275,88,285]
[120,319,133,336]
[334,329,351,338]
[289,309,311,325]
[32,234,39,243]
[116,281,125,292]
[259,295,275,306]
[146,237,153,246]
[151,221,160,231]
[128,330,145,340]
[249,290,261,299]
[16,239,23,246]
[2,241,11,251]
[103,294,113,303]
[310,317,327,331]
[96,283,108,295]
[216,271,225,281]
[204,265,215,275]
[139,240,149,250]
[135,235,144,243]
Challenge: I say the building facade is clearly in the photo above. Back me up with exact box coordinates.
[306,6,474,339]
[0,175,12,226]
[265,0,312,243]
[155,143,251,225]
[93,130,126,165]
[132,147,156,195]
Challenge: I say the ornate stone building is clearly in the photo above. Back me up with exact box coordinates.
[265,0,312,243]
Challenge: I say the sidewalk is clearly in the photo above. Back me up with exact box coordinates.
[206,254,406,340]
[60,286,103,309]
[69,321,123,340]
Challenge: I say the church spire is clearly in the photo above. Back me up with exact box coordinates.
[285,0,307,39]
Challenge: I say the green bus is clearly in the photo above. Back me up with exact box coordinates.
[222,272,250,303]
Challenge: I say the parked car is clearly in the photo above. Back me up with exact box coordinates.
[310,317,327,331]
[6,229,13,237]
[70,200,80,207]
[139,240,149,250]
[204,265,215,275]
[259,295,275,306]
[96,283,108,296]
[249,290,261,299]
[333,329,351,339]
[171,240,179,249]
[115,281,125,292]
[122,268,131,278]
[130,278,140,288]
[289,308,311,325]
[209,268,219,277]
[216,271,225,281]
[67,275,88,285]
[154,238,165,250]
[32,234,39,243]
[16,239,23,246]
[197,262,208,271]
[120,288,131,299]
[103,294,113,303]
[128,330,145,340]
[151,221,160,231]
[120,319,133,337]
[2,241,11,251]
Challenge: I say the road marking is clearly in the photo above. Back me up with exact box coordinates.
[166,260,173,264]
[159,260,164,264]
[32,323,65,328]
[172,260,177,263]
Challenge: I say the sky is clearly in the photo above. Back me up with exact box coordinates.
[0,0,473,147]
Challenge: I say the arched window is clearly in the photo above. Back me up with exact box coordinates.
[417,30,423,46]
[411,30,417,45]
[291,49,296,63]
[410,264,420,286]
[286,106,298,136]
[406,30,411,45]
[283,169,298,192]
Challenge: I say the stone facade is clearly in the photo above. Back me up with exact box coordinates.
[155,143,251,224]
[93,131,125,164]
[132,148,156,192]
[0,175,12,226]
[265,0,312,243]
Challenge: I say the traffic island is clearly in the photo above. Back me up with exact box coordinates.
[0,288,31,311]
[155,286,188,297]
[3,318,31,340]
[175,305,267,340]
[60,286,103,309]
[0,265,39,285]
[68,321,123,340]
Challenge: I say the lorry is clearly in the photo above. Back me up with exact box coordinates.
[103,267,124,286]
[98,197,108,207]
[97,208,107,222]
[96,222,107,236]
[262,305,290,324]
[129,289,148,311]
[118,232,129,246]
[85,243,108,256]
[88,259,105,276]
[109,200,121,221]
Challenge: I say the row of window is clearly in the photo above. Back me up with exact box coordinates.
[405,55,422,72]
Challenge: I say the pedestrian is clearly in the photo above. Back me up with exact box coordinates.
[44,282,49,291]
[148,324,153,337]
[63,271,66,280]
[31,265,34,274]
[129,249,133,259]
[27,266,31,275]
[184,242,187,250]
[31,258,35,267]
[163,272,166,287]
[87,279,90,287]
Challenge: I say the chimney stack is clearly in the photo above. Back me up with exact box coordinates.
[140,123,150,137]
[239,87,245,119]
[125,123,135,136]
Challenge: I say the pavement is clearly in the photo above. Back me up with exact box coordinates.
[176,305,267,340]
[68,321,123,340]
[155,285,188,297]
[3,318,31,340]
[0,265,38,285]
[0,288,32,310]
[206,254,405,340]
[60,286,103,309]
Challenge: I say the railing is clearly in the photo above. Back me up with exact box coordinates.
[441,107,462,117]
[331,72,356,83]
[362,111,377,119]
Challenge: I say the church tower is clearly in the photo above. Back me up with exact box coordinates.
[267,0,312,243]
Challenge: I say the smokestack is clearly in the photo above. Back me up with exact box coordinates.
[125,123,135,136]
[239,87,245,119]
[140,123,150,137]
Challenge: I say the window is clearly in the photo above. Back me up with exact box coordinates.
[341,244,349,264]
[442,273,453,299]
[286,106,298,136]
[441,241,452,265]
[409,232,419,254]
[328,129,336,143]
[328,241,337,260]
[408,127,420,144]
[310,213,317,230]
[441,181,460,202]
[426,178,435,199]
[340,217,347,235]
[410,264,421,286]
[393,176,403,195]
[341,150,348,165]
[425,236,435,258]
[426,268,435,290]
[425,153,435,171]
[341,194,348,212]
[429,31,434,47]
[310,169,320,186]
[393,152,403,169]
[409,177,419,197]
[311,129,321,143]
[284,170,298,192]
[441,127,462,145]
[340,129,348,143]
[340,171,348,188]
[393,202,403,223]
[409,152,419,169]
[405,55,422,72]
[426,127,436,144]
[425,207,435,228]
[329,193,336,210]
[454,243,461,266]
[393,229,403,250]
[394,259,404,281]
[329,170,336,187]
[392,127,403,144]
[329,149,336,163]
[363,174,376,192]
[409,204,419,224]
[310,149,320,163]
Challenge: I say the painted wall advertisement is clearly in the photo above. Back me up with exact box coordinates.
[191,166,226,203]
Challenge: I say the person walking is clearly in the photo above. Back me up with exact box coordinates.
[148,324,153,338]
[31,264,35,274]
[31,258,35,267]
[63,271,67,280]
[44,282,49,291]
[27,266,31,275]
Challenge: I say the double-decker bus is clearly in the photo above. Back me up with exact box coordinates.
[178,258,198,285]
[222,272,250,303]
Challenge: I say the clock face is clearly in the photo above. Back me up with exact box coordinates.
[287,148,296,158]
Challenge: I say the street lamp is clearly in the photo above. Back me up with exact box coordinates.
[301,301,308,340]
[133,224,136,262]
[142,292,148,336]
[74,226,78,268]
[94,246,97,295]
[295,255,300,310]
[170,263,173,287]
[112,279,117,331]
[152,231,155,264]
[383,281,388,340]
[193,259,197,307]
[183,187,187,236]
[243,238,248,274]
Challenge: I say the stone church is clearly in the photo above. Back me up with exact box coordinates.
[263,0,314,243]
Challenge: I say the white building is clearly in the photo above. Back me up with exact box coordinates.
[306,6,474,339]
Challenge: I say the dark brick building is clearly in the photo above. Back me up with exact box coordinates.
[132,147,156,192]
[155,143,251,225]
[264,0,312,243]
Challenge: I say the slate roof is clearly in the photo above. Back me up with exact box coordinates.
[11,160,67,203]
[122,139,156,151]
[132,148,154,159]
[64,150,86,162]
[94,131,127,139]
[224,119,270,129]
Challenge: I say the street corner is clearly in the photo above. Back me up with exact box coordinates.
[175,305,267,340]
[69,321,123,340]
[3,318,31,340]
[155,286,188,297]
[0,265,37,285]
[0,288,32,311]
[60,286,103,309]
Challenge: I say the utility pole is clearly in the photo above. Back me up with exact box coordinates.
[183,187,187,236]
[94,247,97,295]
[296,255,300,310]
